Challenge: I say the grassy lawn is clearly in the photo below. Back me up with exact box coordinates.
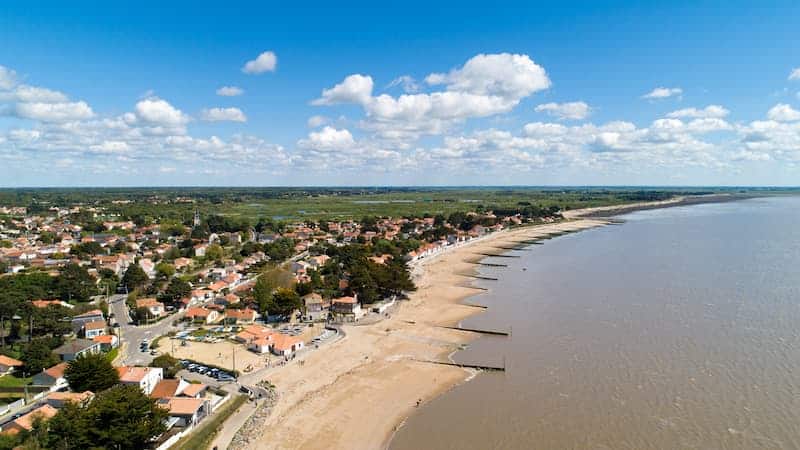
[173,394,247,450]
[0,374,32,388]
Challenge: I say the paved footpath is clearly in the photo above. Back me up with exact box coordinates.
[208,399,258,450]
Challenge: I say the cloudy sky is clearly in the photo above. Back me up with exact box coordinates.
[2,1,800,186]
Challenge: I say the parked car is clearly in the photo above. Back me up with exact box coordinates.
[239,386,254,398]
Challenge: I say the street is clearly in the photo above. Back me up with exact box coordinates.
[108,294,186,366]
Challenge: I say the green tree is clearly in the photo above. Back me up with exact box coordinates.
[55,263,98,302]
[205,243,224,261]
[134,306,155,325]
[149,354,181,378]
[64,352,120,392]
[20,338,59,375]
[155,262,175,279]
[271,288,302,316]
[32,304,73,337]
[39,231,56,244]
[121,264,149,291]
[253,275,274,316]
[43,385,168,450]
[349,264,380,304]
[71,241,104,258]
[161,278,191,303]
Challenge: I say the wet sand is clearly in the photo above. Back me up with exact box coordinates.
[244,218,609,450]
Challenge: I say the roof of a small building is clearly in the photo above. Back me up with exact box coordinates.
[0,355,23,367]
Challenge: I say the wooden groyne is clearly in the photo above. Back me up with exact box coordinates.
[419,359,505,372]
[475,252,520,258]
[458,283,488,291]
[462,303,489,309]
[514,239,544,245]
[491,245,530,251]
[441,325,510,336]
[463,260,508,267]
[461,274,498,281]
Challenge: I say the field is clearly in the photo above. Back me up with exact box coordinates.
[0,186,759,223]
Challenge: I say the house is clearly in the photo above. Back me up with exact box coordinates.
[31,299,74,309]
[138,258,155,278]
[45,390,94,408]
[224,308,257,325]
[180,383,208,399]
[117,366,164,395]
[135,297,165,317]
[302,293,329,322]
[92,334,119,351]
[191,289,213,303]
[173,257,192,271]
[158,397,210,428]
[32,362,69,391]
[185,307,220,324]
[71,309,105,333]
[54,339,102,361]
[307,254,330,269]
[150,378,191,399]
[331,296,364,322]
[1,404,57,435]
[215,293,240,307]
[82,320,106,339]
[235,324,274,344]
[193,243,207,257]
[208,281,228,293]
[0,355,23,376]
[270,333,304,356]
[247,335,274,354]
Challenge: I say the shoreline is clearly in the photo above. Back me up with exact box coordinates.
[240,195,733,450]
[241,219,608,450]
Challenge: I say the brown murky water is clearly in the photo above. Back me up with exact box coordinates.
[391,197,800,450]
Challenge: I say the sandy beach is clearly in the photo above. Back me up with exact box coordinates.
[238,218,609,450]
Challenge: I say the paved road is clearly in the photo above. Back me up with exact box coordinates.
[109,294,186,366]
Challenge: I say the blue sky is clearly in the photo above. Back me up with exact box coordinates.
[1,0,800,186]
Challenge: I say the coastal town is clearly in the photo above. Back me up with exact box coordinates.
[0,197,565,449]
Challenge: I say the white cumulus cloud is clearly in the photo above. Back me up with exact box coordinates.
[134,97,189,126]
[242,51,277,74]
[15,101,95,122]
[642,87,683,99]
[425,53,550,99]
[307,115,328,128]
[0,85,69,103]
[667,105,729,119]
[534,101,591,120]
[200,107,247,122]
[312,74,374,105]
[0,65,17,90]
[216,86,244,96]
[788,68,800,81]
[313,53,551,139]
[297,126,355,151]
[767,103,800,122]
